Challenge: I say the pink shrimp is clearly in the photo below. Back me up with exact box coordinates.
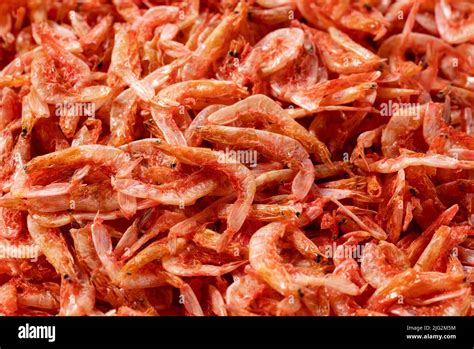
[151,141,256,251]
[240,28,305,79]
[361,242,410,289]
[359,152,474,173]
[435,0,474,44]
[27,215,95,315]
[108,25,153,101]
[197,125,315,200]
[112,170,220,206]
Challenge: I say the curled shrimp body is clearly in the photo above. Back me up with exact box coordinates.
[207,94,331,163]
[359,153,474,173]
[31,23,110,105]
[27,215,95,315]
[361,242,410,289]
[1,0,474,318]
[112,170,220,206]
[310,27,384,75]
[197,125,314,200]
[152,141,256,250]
[151,80,248,146]
[240,28,305,78]
[435,0,474,44]
[249,222,359,298]
[180,3,247,80]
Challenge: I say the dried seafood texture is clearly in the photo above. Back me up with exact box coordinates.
[0,0,472,317]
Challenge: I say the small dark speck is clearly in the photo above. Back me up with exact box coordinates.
[458,182,466,192]
[297,289,304,298]
[437,90,447,98]
[363,3,372,11]
[127,272,132,276]
[404,49,416,62]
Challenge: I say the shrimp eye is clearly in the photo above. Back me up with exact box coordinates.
[363,3,372,11]
[21,128,27,137]
[297,289,304,298]
[295,211,301,217]
[127,272,132,276]
[63,274,69,280]
[437,90,447,98]
[315,255,321,263]
[404,49,416,62]
[409,187,417,196]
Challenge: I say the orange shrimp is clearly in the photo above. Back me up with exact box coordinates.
[197,125,315,200]
[207,94,331,163]
[152,141,256,251]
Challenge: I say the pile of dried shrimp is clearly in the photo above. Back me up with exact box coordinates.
[0,0,473,316]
